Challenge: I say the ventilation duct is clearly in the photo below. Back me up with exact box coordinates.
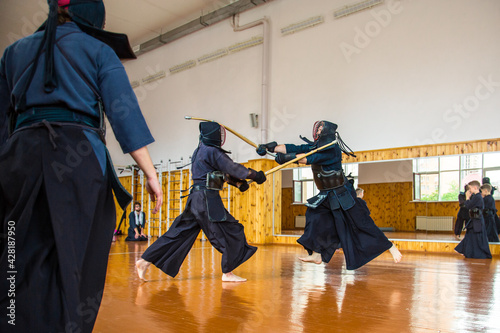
[134,0,273,57]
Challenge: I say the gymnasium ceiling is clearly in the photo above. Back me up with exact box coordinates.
[0,0,243,53]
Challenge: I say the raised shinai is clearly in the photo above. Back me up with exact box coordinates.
[257,121,402,269]
[137,122,266,282]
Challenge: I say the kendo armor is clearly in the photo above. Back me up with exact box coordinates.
[311,165,345,191]
[469,208,482,219]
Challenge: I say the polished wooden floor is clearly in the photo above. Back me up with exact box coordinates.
[94,237,500,333]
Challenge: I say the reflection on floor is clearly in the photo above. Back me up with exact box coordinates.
[282,229,464,241]
[94,237,500,333]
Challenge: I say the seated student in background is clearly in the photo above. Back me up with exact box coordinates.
[454,181,492,259]
[481,184,500,242]
[355,187,371,215]
[126,202,148,241]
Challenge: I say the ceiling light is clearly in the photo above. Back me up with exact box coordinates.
[334,0,383,19]
[228,36,263,53]
[169,60,197,74]
[142,70,166,84]
[281,16,324,35]
[198,48,228,64]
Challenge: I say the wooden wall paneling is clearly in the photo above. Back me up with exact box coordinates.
[343,138,500,164]
[232,159,278,244]
[273,171,282,236]
[360,182,468,232]
[115,175,132,233]
[281,188,294,230]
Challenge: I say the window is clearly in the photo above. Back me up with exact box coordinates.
[292,164,358,204]
[413,152,500,201]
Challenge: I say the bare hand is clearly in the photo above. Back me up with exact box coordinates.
[146,177,163,214]
[465,190,471,200]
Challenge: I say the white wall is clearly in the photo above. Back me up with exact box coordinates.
[358,160,413,184]
[108,0,500,166]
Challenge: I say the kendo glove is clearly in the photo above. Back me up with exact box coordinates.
[275,152,297,165]
[238,181,250,192]
[248,168,267,184]
[256,141,278,156]
[225,174,249,192]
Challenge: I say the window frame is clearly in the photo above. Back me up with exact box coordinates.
[413,152,500,202]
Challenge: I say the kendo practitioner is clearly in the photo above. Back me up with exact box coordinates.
[0,1,162,332]
[454,181,492,259]
[483,177,500,235]
[126,202,149,241]
[481,184,500,242]
[136,122,266,282]
[257,121,402,269]
[454,186,469,239]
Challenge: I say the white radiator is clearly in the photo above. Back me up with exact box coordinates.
[416,216,454,231]
[295,216,306,228]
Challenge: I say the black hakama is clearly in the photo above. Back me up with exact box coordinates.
[455,207,469,237]
[483,195,499,242]
[297,191,393,270]
[125,227,148,241]
[454,224,492,259]
[141,189,257,277]
[0,125,116,332]
[454,193,492,259]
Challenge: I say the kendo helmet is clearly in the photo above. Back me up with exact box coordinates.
[312,120,338,141]
[199,122,226,148]
[311,120,357,157]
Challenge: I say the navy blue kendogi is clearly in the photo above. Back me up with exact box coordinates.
[141,122,265,277]
[483,193,500,242]
[455,192,492,259]
[0,1,154,332]
[455,191,469,237]
[259,121,393,270]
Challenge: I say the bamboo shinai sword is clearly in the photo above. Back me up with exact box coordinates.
[184,115,276,157]
[247,139,339,184]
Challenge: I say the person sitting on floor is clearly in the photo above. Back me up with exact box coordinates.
[126,202,149,241]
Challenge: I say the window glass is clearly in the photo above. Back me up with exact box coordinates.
[417,157,438,172]
[293,181,301,203]
[440,156,459,171]
[484,169,500,200]
[439,171,459,201]
[461,154,482,169]
[420,173,439,201]
[484,152,500,168]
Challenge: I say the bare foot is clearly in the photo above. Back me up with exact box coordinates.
[454,250,465,257]
[222,272,247,282]
[389,245,402,263]
[298,252,322,264]
[136,259,151,281]
[455,235,460,240]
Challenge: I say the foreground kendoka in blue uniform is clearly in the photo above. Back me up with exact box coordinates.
[0,1,162,332]
[257,121,402,270]
[137,122,266,282]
